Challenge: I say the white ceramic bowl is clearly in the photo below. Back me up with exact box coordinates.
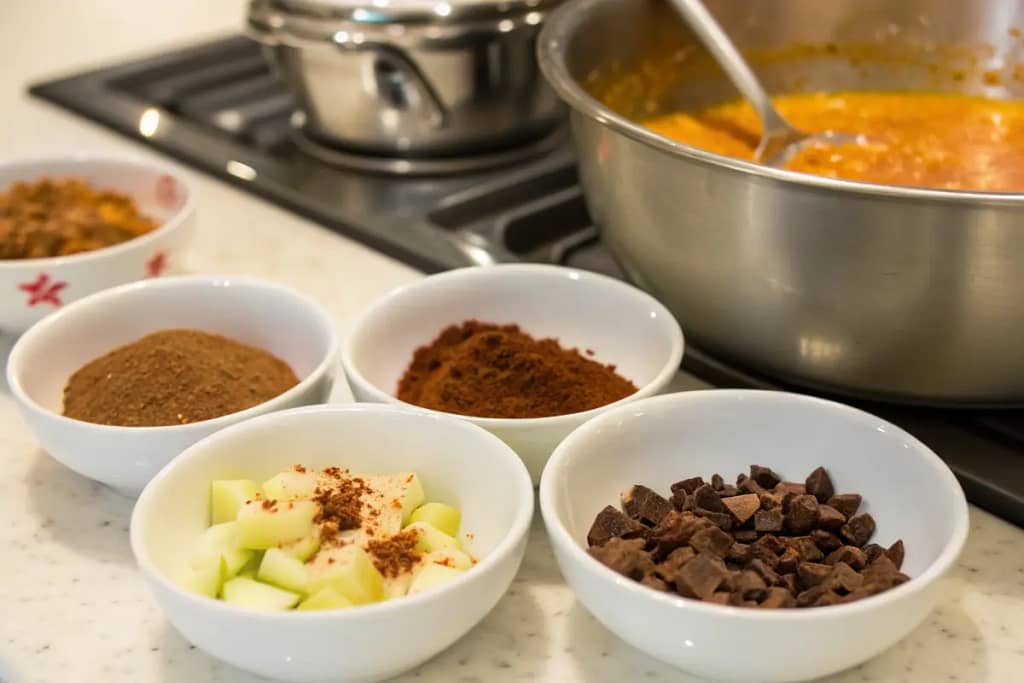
[342,264,684,483]
[131,403,534,683]
[0,155,196,333]
[6,275,337,496]
[540,390,969,683]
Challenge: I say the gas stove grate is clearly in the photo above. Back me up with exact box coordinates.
[28,35,1024,526]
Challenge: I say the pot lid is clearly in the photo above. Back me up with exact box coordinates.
[258,0,560,24]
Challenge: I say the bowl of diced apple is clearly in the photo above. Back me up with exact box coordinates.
[130,403,534,683]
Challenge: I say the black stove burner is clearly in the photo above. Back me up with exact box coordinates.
[28,35,1024,527]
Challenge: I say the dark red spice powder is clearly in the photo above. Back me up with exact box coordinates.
[396,320,638,419]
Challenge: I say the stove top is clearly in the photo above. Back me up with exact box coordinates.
[29,35,1024,527]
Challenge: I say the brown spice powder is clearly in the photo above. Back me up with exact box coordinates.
[396,320,639,419]
[367,529,422,578]
[314,471,367,535]
[62,329,299,427]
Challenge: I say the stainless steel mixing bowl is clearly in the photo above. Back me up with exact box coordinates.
[249,0,565,158]
[539,0,1024,404]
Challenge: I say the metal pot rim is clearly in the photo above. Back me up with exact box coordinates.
[252,0,559,26]
[538,0,1024,205]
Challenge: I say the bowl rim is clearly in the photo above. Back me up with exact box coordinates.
[129,402,536,621]
[5,274,340,435]
[539,388,971,621]
[0,154,196,270]
[340,263,685,428]
[538,0,1024,205]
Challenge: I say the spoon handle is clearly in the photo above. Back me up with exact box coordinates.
[666,0,789,134]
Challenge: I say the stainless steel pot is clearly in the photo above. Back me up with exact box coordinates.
[539,0,1024,405]
[249,0,564,157]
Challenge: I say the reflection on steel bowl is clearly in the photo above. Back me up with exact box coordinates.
[539,0,1024,404]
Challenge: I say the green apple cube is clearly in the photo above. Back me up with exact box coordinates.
[258,548,311,595]
[308,545,386,605]
[409,502,461,537]
[210,479,260,524]
[238,551,263,578]
[221,577,300,611]
[191,522,253,578]
[405,521,459,553]
[363,473,424,527]
[262,470,319,501]
[278,534,321,562]
[423,547,474,571]
[297,586,355,611]
[408,563,465,595]
[236,499,318,549]
[181,564,222,598]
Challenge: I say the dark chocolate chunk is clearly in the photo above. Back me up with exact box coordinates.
[863,543,884,563]
[796,583,829,607]
[707,591,732,605]
[776,547,800,574]
[810,529,843,553]
[804,466,835,503]
[733,570,768,601]
[622,485,673,526]
[649,511,709,559]
[813,591,845,607]
[750,465,782,489]
[689,526,734,558]
[828,561,864,593]
[817,505,846,531]
[587,505,647,547]
[826,493,862,520]
[722,493,761,526]
[588,537,655,580]
[655,546,696,582]
[672,476,706,495]
[886,540,905,570]
[726,542,752,564]
[641,573,670,592]
[825,545,868,570]
[733,529,759,543]
[754,507,784,533]
[784,495,820,534]
[797,562,833,588]
[671,488,691,512]
[781,572,799,595]
[748,558,781,586]
[788,536,824,563]
[752,534,786,557]
[738,477,766,495]
[840,513,876,547]
[758,492,782,510]
[693,484,724,513]
[774,481,806,496]
[675,553,730,599]
[694,508,733,531]
[711,473,725,490]
[717,484,739,498]
[759,586,796,608]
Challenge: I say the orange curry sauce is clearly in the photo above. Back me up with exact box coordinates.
[643,92,1024,192]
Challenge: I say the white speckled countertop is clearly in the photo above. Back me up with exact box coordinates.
[2,3,1024,682]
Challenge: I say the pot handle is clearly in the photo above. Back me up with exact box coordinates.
[337,38,448,130]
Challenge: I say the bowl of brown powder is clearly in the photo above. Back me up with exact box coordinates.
[342,264,684,482]
[7,275,338,496]
[0,155,196,333]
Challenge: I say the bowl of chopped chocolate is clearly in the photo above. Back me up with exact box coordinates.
[0,155,196,333]
[6,275,338,495]
[540,389,969,683]
[342,264,684,483]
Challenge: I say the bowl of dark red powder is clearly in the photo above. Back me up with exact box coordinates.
[7,275,338,496]
[342,264,684,482]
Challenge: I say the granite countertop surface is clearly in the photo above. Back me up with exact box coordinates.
[3,2,1024,682]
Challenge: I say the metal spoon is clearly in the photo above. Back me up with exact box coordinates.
[666,0,861,166]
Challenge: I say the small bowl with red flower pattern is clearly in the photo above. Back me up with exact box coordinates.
[0,154,196,334]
